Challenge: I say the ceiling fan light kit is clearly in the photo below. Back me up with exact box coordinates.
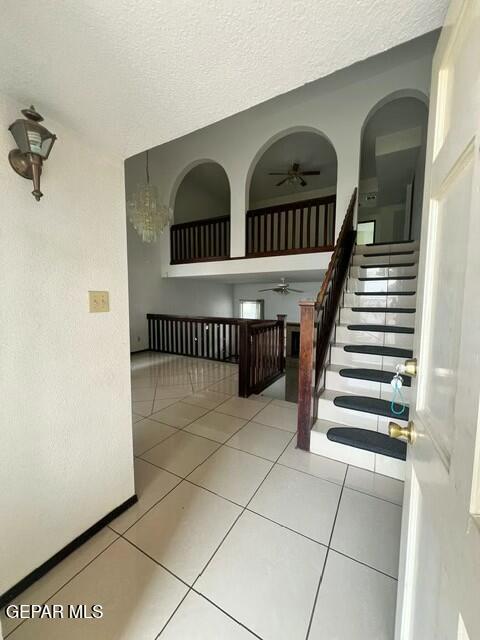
[258,278,304,295]
[268,162,320,187]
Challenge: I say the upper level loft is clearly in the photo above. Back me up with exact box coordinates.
[125,33,435,281]
[169,130,337,273]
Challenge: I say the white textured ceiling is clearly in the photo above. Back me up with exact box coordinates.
[0,1,447,159]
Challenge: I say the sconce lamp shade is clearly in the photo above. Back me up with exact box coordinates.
[8,106,57,201]
[9,106,56,159]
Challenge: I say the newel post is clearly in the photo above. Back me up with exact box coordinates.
[238,320,250,398]
[297,301,316,451]
[277,314,287,372]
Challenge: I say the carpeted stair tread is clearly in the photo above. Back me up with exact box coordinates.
[327,427,407,461]
[339,368,411,387]
[368,250,416,257]
[360,262,416,269]
[357,276,416,281]
[355,291,416,296]
[343,344,413,358]
[364,240,415,247]
[333,395,410,420]
[346,324,414,334]
[350,307,416,313]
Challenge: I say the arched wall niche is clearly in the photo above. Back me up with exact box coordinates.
[357,90,429,243]
[245,126,338,212]
[171,159,231,225]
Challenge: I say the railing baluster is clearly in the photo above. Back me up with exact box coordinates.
[296,188,357,451]
[306,205,311,248]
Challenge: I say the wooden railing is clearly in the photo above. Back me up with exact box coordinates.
[246,195,336,257]
[296,189,357,450]
[170,215,230,264]
[147,313,286,397]
[239,315,286,397]
[147,314,239,361]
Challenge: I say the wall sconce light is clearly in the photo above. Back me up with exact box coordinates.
[8,105,57,201]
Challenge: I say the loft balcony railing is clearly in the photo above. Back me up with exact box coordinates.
[246,194,336,257]
[169,195,336,265]
[170,215,230,264]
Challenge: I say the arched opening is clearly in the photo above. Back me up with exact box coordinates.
[358,94,428,244]
[170,161,230,263]
[246,130,337,256]
[173,161,230,224]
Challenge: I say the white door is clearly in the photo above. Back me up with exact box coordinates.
[394,1,480,639]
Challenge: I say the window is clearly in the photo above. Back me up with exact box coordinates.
[239,299,264,320]
[357,220,376,245]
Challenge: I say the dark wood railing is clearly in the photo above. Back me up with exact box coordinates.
[246,195,336,257]
[239,315,286,397]
[147,313,286,397]
[296,189,357,450]
[170,215,230,264]
[147,314,239,361]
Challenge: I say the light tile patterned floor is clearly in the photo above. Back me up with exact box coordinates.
[3,352,403,640]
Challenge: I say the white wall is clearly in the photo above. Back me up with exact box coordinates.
[127,224,233,351]
[358,204,407,243]
[0,95,134,595]
[124,31,436,276]
[250,185,336,210]
[233,281,322,323]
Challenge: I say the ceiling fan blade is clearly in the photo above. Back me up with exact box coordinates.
[276,178,288,186]
[258,288,276,292]
[268,172,289,175]
[299,177,307,187]
[300,171,321,175]
[287,288,304,293]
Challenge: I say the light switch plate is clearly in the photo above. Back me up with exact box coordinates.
[89,290,109,312]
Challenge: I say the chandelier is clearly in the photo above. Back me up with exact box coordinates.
[127,149,171,243]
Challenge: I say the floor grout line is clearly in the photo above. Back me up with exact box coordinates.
[3,534,121,639]
[8,355,400,639]
[190,432,295,590]
[305,464,348,640]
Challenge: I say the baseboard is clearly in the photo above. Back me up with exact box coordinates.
[0,494,138,608]
[130,348,150,355]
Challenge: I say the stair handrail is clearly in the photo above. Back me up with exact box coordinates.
[296,188,357,450]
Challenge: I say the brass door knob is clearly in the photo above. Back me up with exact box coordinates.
[389,420,416,444]
[403,358,417,377]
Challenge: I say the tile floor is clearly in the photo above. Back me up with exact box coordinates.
[2,352,403,639]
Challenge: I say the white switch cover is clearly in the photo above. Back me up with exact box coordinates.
[89,290,109,312]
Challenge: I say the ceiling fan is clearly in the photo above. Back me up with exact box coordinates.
[258,278,304,295]
[268,162,320,187]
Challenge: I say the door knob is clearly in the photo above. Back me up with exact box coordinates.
[389,420,416,444]
[402,358,417,377]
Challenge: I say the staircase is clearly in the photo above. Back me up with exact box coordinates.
[309,240,418,480]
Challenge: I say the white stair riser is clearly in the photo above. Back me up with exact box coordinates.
[374,455,405,481]
[330,345,382,367]
[317,396,410,430]
[326,369,380,395]
[347,278,416,293]
[352,252,419,266]
[354,241,419,255]
[310,428,376,470]
[343,293,417,308]
[325,370,412,402]
[317,397,379,429]
[340,308,415,327]
[335,326,414,348]
[350,265,417,278]
[330,346,408,370]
